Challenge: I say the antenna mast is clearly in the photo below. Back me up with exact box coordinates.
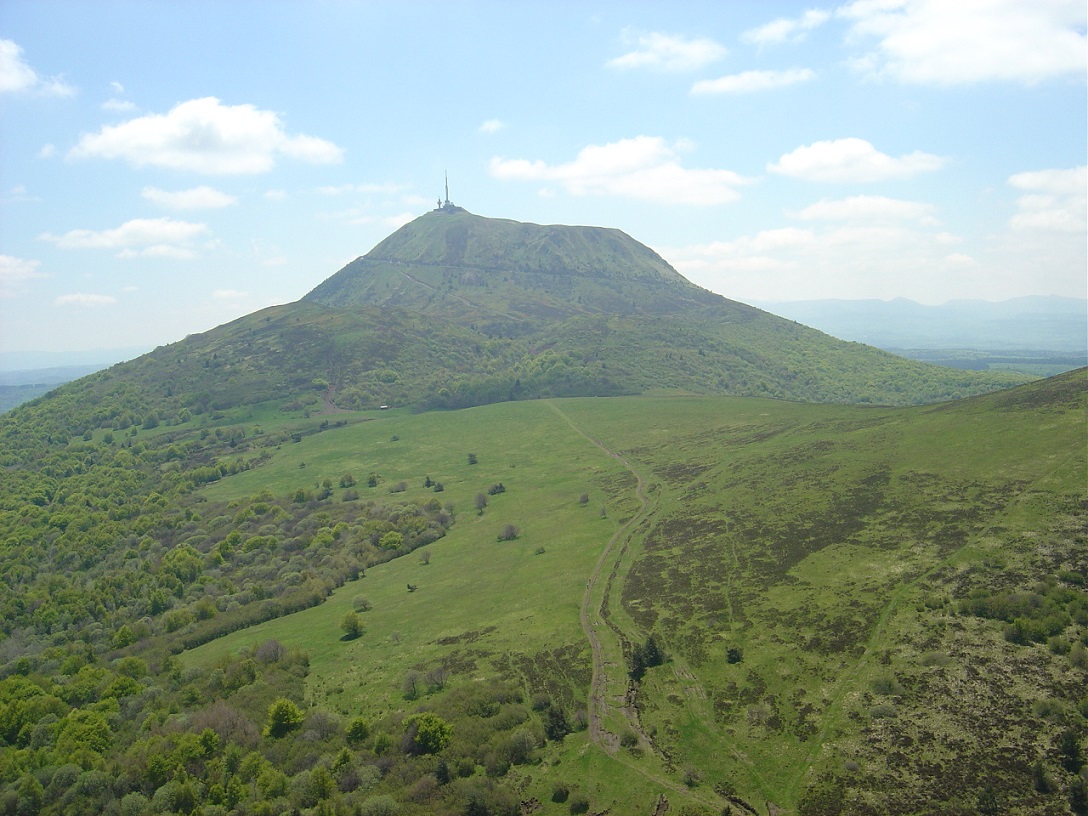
[444,172,449,207]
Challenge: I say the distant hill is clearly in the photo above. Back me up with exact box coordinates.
[752,295,1087,353]
[0,364,128,414]
[0,348,152,413]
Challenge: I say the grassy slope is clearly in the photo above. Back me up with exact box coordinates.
[185,370,1086,813]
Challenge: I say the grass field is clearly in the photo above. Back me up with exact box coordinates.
[185,371,1087,813]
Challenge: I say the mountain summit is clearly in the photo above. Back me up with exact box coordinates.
[26,208,1025,419]
[305,209,735,332]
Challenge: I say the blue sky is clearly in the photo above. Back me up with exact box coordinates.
[1,0,1085,358]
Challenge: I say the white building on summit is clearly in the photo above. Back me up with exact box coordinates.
[435,173,463,213]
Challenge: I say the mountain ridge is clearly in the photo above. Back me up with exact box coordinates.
[5,209,1030,444]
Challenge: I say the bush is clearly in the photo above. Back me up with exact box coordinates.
[346,717,370,745]
[497,524,520,541]
[568,793,590,814]
[264,698,304,738]
[340,612,364,640]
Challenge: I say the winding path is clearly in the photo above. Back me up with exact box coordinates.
[546,401,652,748]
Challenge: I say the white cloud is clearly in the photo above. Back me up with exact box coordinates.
[0,185,36,205]
[55,293,117,307]
[839,0,1087,85]
[608,31,727,72]
[142,186,238,210]
[0,255,46,297]
[40,217,208,259]
[110,81,125,94]
[1008,166,1087,232]
[742,9,832,46]
[660,221,977,302]
[692,68,816,94]
[102,98,137,113]
[38,143,56,159]
[796,194,938,224]
[768,137,946,182]
[68,97,343,174]
[0,39,75,96]
[480,119,505,134]
[490,136,750,205]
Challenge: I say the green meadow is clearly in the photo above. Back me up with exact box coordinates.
[184,370,1087,813]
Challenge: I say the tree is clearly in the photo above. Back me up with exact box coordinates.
[113,624,136,649]
[341,611,364,640]
[475,493,488,514]
[379,531,404,550]
[976,785,1001,816]
[543,705,570,741]
[1070,776,1088,816]
[346,717,370,745]
[404,712,452,754]
[264,697,304,738]
[1060,729,1085,773]
[1032,759,1055,793]
[497,524,520,541]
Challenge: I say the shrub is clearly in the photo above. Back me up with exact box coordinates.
[497,524,520,542]
[340,612,364,640]
[264,698,304,738]
[346,717,370,745]
[568,793,590,814]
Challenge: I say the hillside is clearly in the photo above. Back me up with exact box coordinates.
[16,209,1024,440]
[0,366,1083,814]
[0,208,1072,814]
[305,209,731,330]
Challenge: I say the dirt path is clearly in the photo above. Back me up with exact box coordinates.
[546,401,738,812]
[545,401,652,750]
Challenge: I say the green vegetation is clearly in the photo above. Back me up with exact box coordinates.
[22,211,1027,437]
[0,211,1080,813]
[0,363,1081,813]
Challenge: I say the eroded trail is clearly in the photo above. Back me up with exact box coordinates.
[547,402,733,811]
[546,400,654,752]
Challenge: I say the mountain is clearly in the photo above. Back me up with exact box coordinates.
[0,206,1083,813]
[305,208,735,330]
[27,209,1023,441]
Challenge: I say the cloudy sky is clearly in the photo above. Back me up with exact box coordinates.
[1,1,1085,358]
